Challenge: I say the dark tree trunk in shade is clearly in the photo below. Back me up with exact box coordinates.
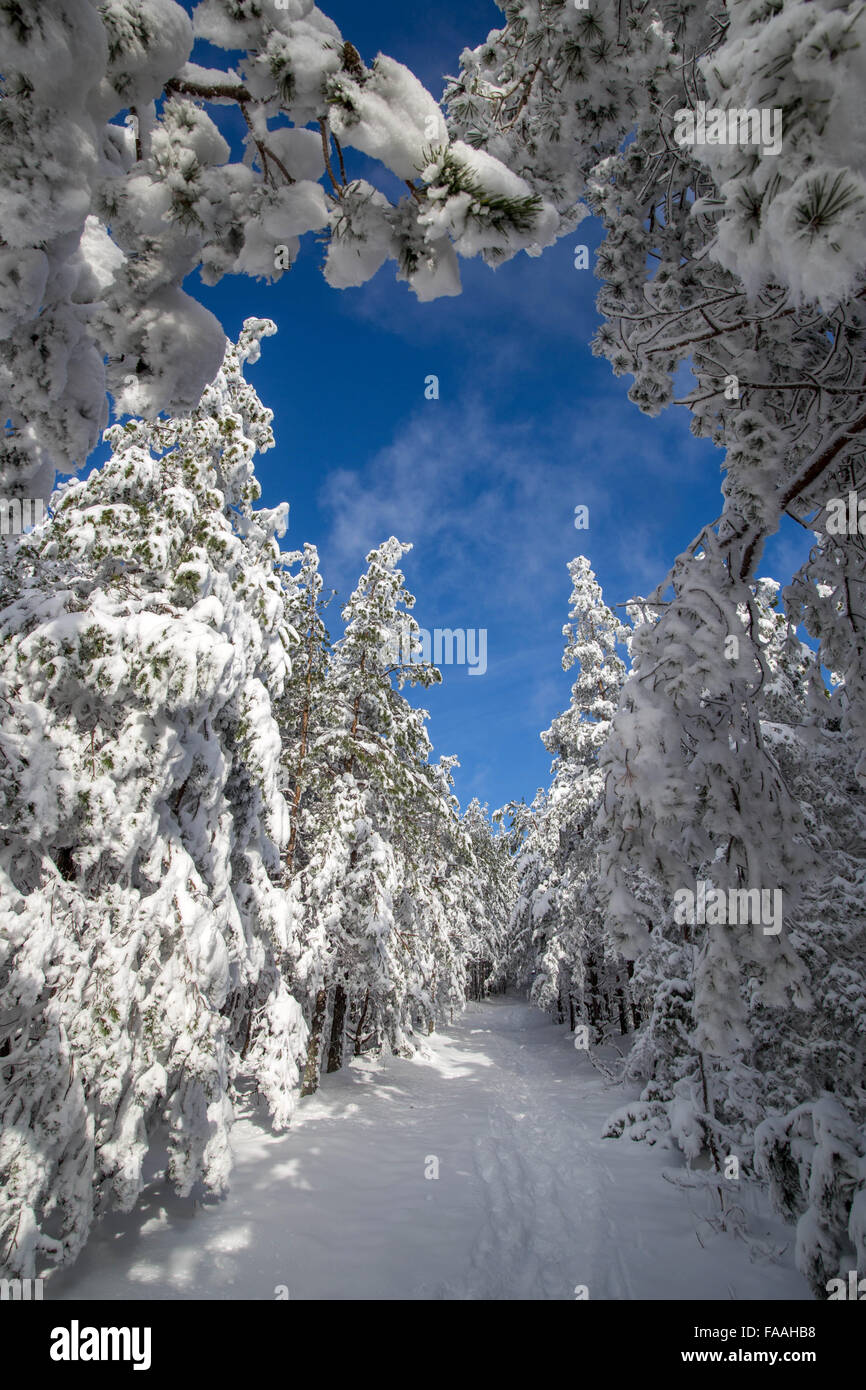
[586,952,602,1033]
[301,988,328,1096]
[327,983,348,1073]
[353,988,370,1057]
[617,978,630,1036]
[626,959,642,1027]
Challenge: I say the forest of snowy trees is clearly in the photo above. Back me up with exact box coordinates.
[0,318,513,1273]
[2,0,866,1303]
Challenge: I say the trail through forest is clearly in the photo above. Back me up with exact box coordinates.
[47,999,810,1302]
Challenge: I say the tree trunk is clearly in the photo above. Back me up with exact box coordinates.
[326,983,348,1073]
[586,951,602,1033]
[301,988,328,1096]
[698,1051,722,1172]
[353,987,370,1057]
[284,582,316,879]
[617,981,629,1036]
[626,959,641,1027]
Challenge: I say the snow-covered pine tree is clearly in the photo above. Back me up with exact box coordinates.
[0,0,559,499]
[386,752,463,1037]
[502,557,642,1038]
[460,798,515,1001]
[496,790,551,995]
[597,546,812,1169]
[0,319,307,1278]
[283,537,483,1087]
[270,541,336,1094]
[540,557,636,1034]
[749,582,866,1295]
[604,577,866,1287]
[446,1,866,585]
[447,3,866,1046]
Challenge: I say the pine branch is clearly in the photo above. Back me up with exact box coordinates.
[319,120,343,197]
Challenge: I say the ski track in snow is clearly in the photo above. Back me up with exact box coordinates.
[47,998,811,1302]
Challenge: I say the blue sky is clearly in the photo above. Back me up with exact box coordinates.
[129,1,812,813]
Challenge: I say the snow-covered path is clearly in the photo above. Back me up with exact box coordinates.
[48,998,810,1301]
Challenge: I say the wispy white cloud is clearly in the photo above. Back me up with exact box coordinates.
[318,393,616,616]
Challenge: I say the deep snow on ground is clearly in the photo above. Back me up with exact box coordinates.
[47,998,811,1301]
